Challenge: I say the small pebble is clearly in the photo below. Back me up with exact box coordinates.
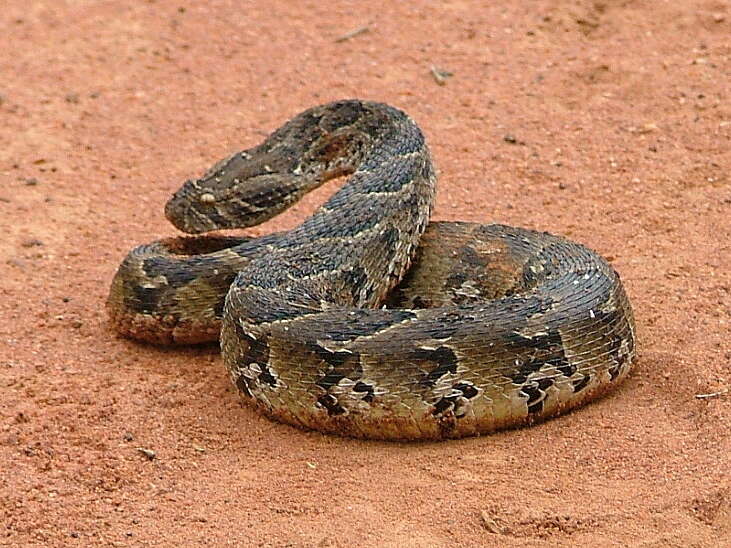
[21,238,43,248]
[480,510,503,534]
[136,447,156,460]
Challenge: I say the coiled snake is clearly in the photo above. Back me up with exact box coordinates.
[107,100,636,440]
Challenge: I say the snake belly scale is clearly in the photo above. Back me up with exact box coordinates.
[107,100,636,440]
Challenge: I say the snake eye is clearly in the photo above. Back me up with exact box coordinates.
[199,193,216,205]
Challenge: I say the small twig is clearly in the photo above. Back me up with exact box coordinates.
[430,65,454,86]
[335,24,371,43]
[695,389,728,400]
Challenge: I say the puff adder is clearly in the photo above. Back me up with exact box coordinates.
[107,100,636,440]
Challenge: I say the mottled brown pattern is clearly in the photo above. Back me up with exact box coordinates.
[108,100,636,440]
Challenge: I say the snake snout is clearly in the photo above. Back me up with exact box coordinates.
[164,180,217,234]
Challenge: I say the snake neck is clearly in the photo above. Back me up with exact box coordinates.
[164,100,435,239]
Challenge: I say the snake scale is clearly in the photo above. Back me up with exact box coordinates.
[107,100,636,441]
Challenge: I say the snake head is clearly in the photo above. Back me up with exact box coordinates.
[164,177,229,234]
[164,151,305,234]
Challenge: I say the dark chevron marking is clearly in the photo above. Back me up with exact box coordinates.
[235,375,252,398]
[413,346,459,388]
[243,333,270,368]
[129,284,165,314]
[233,328,277,389]
[257,363,278,388]
[505,329,569,385]
[521,377,554,414]
[572,374,591,393]
[311,347,363,391]
[432,381,480,418]
[353,381,375,403]
[607,334,630,381]
[317,394,346,416]
[213,294,227,317]
[309,345,363,416]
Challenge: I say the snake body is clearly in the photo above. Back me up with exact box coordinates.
[108,100,635,440]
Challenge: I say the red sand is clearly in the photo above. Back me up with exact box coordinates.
[1,1,729,546]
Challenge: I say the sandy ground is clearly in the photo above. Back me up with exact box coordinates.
[1,0,730,546]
